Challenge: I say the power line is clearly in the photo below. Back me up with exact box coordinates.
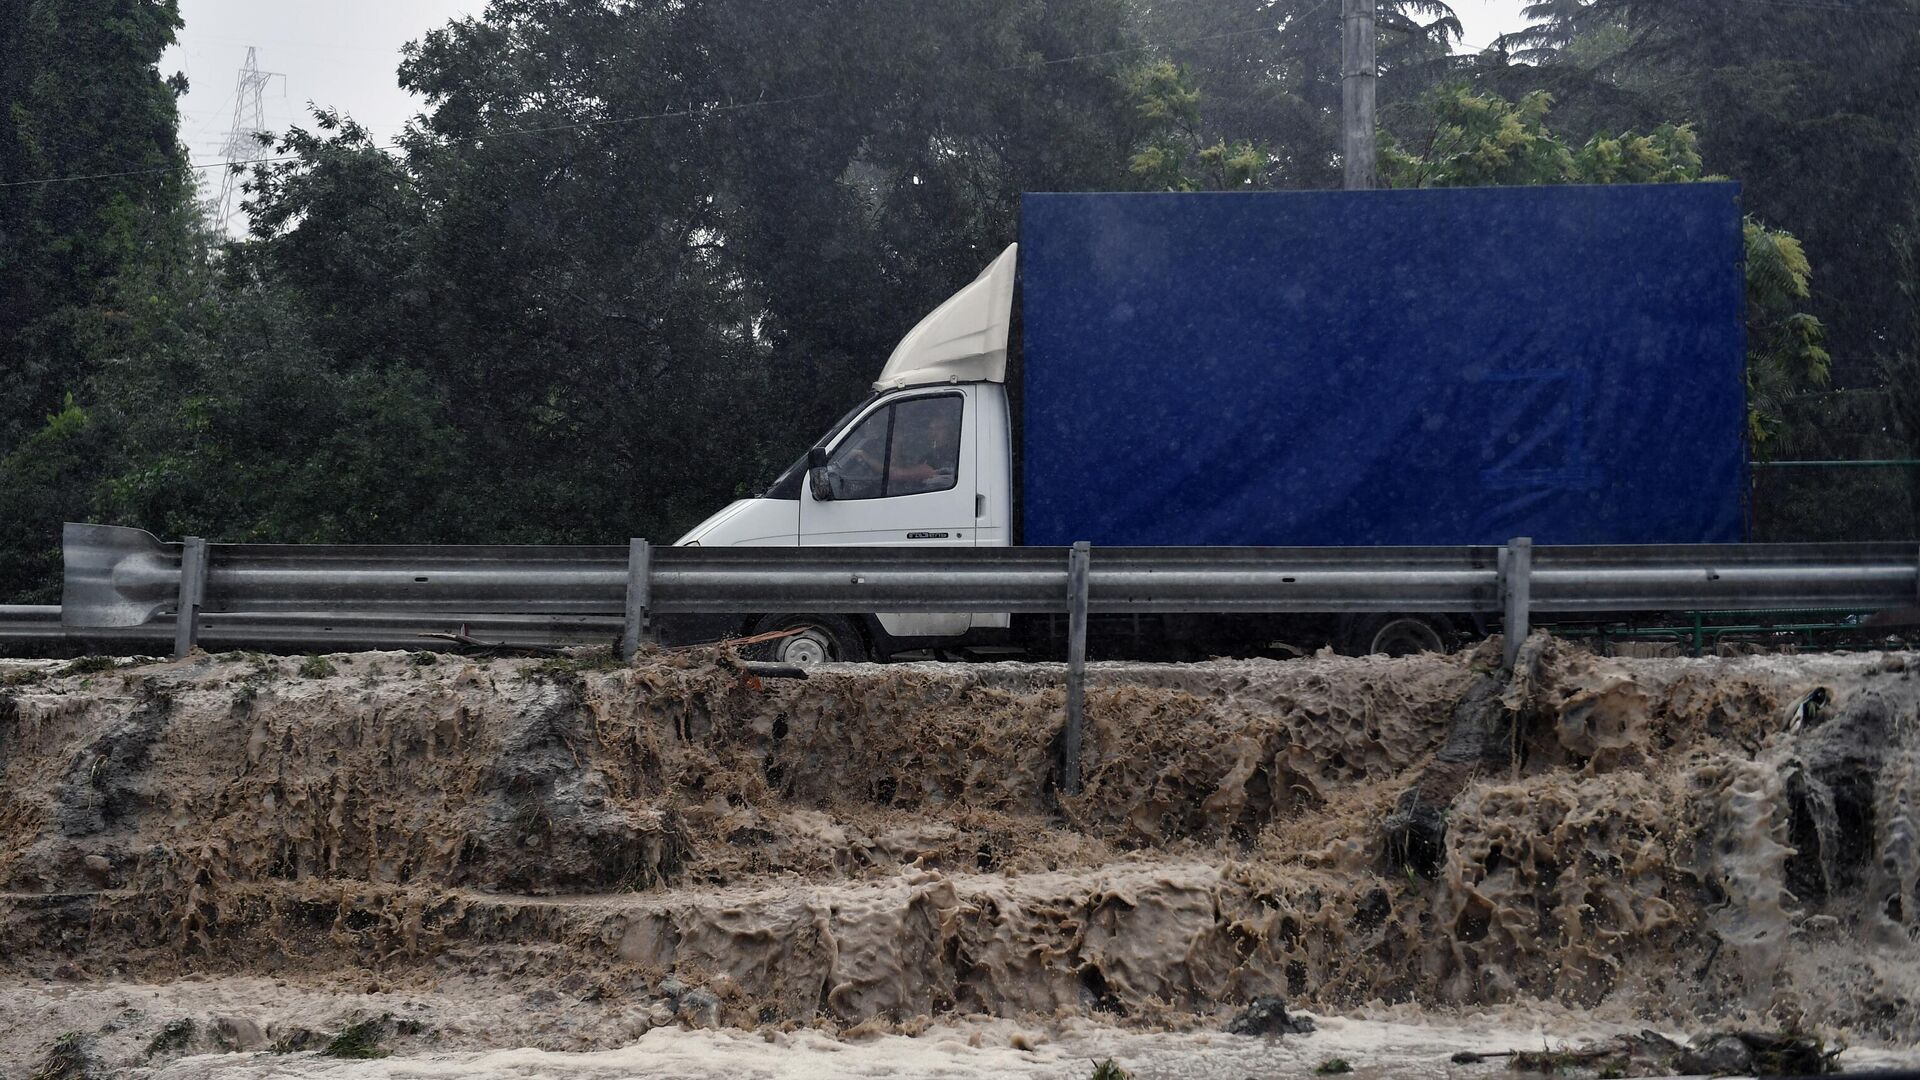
[1,22,1297,192]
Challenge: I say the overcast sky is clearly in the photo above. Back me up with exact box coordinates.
[163,0,1536,195]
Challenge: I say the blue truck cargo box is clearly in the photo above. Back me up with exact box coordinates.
[1018,185,1748,547]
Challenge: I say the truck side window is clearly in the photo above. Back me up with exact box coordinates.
[824,394,963,500]
[885,395,963,496]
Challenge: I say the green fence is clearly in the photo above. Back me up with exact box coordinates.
[1751,458,1920,542]
[1557,607,1913,658]
[1750,387,1919,542]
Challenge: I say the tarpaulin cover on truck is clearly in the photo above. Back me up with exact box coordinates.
[1019,184,1747,546]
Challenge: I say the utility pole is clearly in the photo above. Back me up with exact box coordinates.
[1341,0,1377,191]
[209,47,279,233]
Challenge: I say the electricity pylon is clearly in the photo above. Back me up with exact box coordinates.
[209,47,279,233]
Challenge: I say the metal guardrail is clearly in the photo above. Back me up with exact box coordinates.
[0,606,64,645]
[1524,543,1920,613]
[61,524,637,627]
[58,523,1920,625]
[3,521,1911,654]
[0,608,620,653]
[59,523,1534,625]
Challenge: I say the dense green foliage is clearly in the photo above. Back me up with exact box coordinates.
[0,0,194,450]
[2,0,1917,600]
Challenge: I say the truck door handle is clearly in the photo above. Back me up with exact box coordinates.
[976,494,985,518]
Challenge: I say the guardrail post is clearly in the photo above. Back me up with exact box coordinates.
[1061,540,1091,796]
[1501,536,1532,671]
[173,536,209,659]
[621,538,652,661]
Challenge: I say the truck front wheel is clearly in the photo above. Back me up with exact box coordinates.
[748,614,869,664]
[1340,614,1452,656]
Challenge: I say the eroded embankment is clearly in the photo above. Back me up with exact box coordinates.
[1,642,1916,1043]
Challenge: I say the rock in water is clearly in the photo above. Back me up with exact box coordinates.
[1225,997,1315,1036]
[676,988,721,1029]
[1679,1033,1755,1077]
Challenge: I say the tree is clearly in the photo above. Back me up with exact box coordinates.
[1131,0,1465,189]
[229,0,1150,553]
[0,395,106,602]
[1379,86,1698,187]
[1125,61,1271,190]
[8,0,1908,603]
[1743,224,1832,449]
[1882,229,1920,532]
[85,269,482,547]
[0,0,197,452]
[0,0,205,600]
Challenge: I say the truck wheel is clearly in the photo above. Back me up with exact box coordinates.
[1341,614,1452,656]
[749,614,869,664]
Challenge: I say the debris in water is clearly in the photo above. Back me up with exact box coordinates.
[1489,1029,1838,1077]
[142,1018,193,1059]
[319,1017,391,1060]
[1225,996,1316,1036]
[1678,1032,1838,1077]
[1381,669,1516,877]
[269,1028,323,1054]
[28,1032,97,1080]
[1508,1045,1624,1074]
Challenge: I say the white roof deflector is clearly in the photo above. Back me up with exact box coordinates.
[873,243,1017,390]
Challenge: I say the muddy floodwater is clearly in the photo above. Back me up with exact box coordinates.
[3,641,1918,1076]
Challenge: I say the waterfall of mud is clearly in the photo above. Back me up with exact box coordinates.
[0,644,1915,1039]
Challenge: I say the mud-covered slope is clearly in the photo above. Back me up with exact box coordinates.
[2,643,1916,1042]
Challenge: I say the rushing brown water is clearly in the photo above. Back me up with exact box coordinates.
[1,641,1916,1074]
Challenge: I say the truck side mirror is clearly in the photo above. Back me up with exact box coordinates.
[807,447,833,502]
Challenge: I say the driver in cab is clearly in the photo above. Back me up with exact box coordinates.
[833,402,959,497]
[886,408,959,494]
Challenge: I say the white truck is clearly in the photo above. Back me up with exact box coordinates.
[665,187,1750,663]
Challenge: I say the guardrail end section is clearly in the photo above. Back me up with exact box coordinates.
[62,522,178,629]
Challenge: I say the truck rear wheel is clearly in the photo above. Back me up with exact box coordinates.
[748,614,869,664]
[1341,614,1451,656]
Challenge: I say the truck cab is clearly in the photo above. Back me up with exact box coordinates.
[672,245,1019,662]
